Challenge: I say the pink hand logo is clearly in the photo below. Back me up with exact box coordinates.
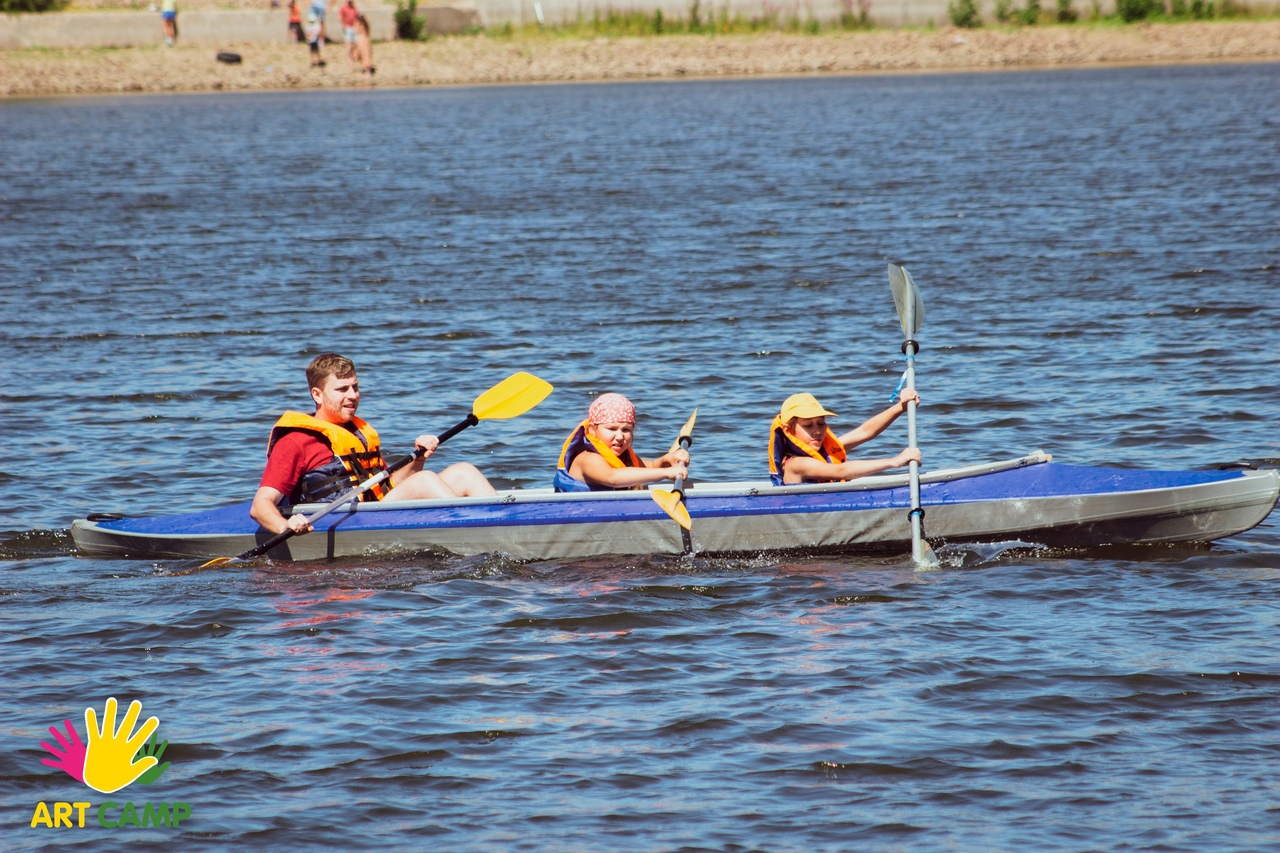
[39,719,87,783]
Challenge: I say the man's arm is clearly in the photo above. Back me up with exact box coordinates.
[252,431,327,535]
[250,486,313,536]
[387,434,437,489]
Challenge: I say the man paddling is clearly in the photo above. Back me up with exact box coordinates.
[250,353,496,537]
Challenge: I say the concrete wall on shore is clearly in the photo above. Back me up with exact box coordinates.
[3,0,1278,49]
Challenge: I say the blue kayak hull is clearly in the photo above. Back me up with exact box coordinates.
[69,453,1280,562]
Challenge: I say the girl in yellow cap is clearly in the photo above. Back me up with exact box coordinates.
[555,393,690,492]
[768,391,921,485]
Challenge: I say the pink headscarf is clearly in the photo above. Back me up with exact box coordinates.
[588,393,636,425]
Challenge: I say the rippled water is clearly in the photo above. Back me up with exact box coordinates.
[2,64,1278,850]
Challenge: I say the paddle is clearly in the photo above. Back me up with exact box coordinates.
[199,372,554,568]
[887,264,939,568]
[651,410,696,532]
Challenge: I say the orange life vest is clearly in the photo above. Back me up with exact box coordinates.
[768,414,846,486]
[268,411,390,504]
[555,420,642,492]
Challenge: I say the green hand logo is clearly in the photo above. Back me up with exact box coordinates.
[82,697,160,794]
[134,733,172,785]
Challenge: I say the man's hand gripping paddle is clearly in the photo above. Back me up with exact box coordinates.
[887,264,939,569]
[199,372,554,568]
[650,410,697,532]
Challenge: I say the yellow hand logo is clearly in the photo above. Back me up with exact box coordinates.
[82,697,160,794]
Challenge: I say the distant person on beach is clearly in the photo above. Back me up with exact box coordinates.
[250,353,496,537]
[161,0,178,46]
[340,0,359,68]
[554,393,689,492]
[768,391,922,485]
[355,14,375,75]
[305,13,324,67]
[308,0,331,37]
[287,0,305,43]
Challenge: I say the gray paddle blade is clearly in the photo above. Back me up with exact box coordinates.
[888,263,926,337]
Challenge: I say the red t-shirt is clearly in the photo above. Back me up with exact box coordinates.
[260,431,337,497]
[340,4,357,26]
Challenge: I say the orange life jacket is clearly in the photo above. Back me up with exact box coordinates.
[268,411,390,504]
[555,419,642,492]
[768,414,846,486]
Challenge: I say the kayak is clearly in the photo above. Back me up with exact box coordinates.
[69,452,1279,562]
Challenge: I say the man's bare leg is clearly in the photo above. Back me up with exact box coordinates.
[383,463,495,501]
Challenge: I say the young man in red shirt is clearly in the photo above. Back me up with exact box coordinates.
[250,353,495,537]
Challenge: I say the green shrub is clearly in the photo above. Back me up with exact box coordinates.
[1,0,68,11]
[839,0,872,29]
[1017,0,1041,22]
[1056,0,1079,20]
[395,0,426,40]
[948,0,982,26]
[994,0,1015,22]
[1116,0,1162,20]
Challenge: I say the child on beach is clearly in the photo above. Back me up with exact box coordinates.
[305,13,324,67]
[160,0,177,46]
[354,14,374,75]
[768,391,921,485]
[288,0,304,43]
[554,393,689,492]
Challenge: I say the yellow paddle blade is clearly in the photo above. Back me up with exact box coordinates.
[472,372,554,421]
[651,489,692,531]
[196,556,237,569]
[668,409,698,454]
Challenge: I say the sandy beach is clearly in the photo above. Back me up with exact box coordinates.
[2,20,1278,98]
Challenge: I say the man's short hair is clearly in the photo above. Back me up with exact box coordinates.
[306,353,356,391]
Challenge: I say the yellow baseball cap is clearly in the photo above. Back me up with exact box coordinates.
[779,393,836,422]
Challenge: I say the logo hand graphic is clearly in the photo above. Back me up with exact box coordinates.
[40,719,87,782]
[82,697,159,794]
[133,733,171,785]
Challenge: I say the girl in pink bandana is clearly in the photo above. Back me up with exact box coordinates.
[554,393,690,492]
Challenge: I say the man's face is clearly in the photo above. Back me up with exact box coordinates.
[311,372,359,424]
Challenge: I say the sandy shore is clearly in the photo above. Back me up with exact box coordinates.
[3,21,1278,98]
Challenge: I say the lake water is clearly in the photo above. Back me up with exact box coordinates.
[2,63,1278,851]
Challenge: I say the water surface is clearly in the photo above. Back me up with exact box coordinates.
[1,64,1278,851]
